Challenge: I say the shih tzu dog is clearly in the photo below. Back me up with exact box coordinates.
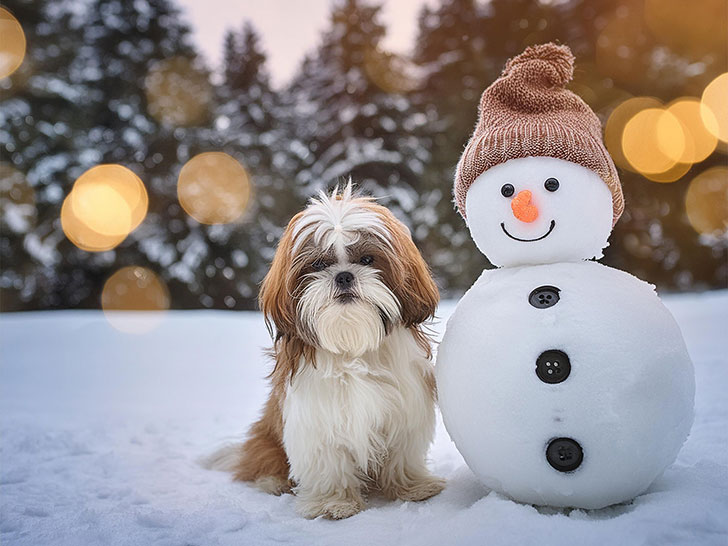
[207,183,444,519]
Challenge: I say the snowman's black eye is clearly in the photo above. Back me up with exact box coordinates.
[501,184,515,197]
[544,178,560,192]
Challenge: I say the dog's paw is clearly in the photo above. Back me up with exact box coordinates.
[254,476,293,496]
[390,475,446,502]
[297,493,365,520]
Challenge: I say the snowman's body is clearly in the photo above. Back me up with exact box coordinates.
[437,261,694,509]
[437,156,695,509]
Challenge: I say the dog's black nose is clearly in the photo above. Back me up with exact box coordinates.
[335,271,354,289]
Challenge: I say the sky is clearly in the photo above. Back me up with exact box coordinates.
[177,0,430,88]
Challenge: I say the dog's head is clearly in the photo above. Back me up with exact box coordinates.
[260,183,438,357]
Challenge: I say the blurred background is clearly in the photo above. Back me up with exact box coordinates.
[0,0,726,316]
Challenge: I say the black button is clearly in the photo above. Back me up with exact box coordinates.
[546,437,583,472]
[536,350,571,384]
[528,285,560,309]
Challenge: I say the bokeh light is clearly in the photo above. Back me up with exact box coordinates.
[639,161,692,184]
[605,97,662,172]
[622,108,685,179]
[177,152,251,224]
[62,165,148,252]
[0,163,36,232]
[61,198,126,252]
[685,167,728,239]
[0,8,26,79]
[666,99,718,164]
[364,47,420,94]
[145,56,213,127]
[102,266,170,334]
[701,73,728,143]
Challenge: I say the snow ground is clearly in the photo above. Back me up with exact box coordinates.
[1,292,727,546]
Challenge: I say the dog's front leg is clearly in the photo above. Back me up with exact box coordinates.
[286,439,366,519]
[377,368,445,502]
[378,450,445,502]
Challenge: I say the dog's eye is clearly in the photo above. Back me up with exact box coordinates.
[311,259,328,271]
[359,255,374,266]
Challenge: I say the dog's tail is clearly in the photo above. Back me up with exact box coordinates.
[200,443,243,473]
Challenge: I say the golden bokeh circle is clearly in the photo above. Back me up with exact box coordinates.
[102,266,170,334]
[605,97,663,172]
[62,164,148,252]
[701,73,728,143]
[640,161,692,184]
[145,56,212,127]
[666,98,718,164]
[70,165,147,235]
[0,162,36,231]
[685,167,728,238]
[622,108,685,178]
[0,8,26,79]
[177,152,251,224]
[61,196,128,252]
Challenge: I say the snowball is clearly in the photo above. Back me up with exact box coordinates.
[436,261,695,509]
[465,157,613,268]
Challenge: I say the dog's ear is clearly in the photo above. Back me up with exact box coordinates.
[259,212,303,338]
[377,208,439,327]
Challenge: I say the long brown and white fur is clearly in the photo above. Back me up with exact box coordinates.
[206,183,444,519]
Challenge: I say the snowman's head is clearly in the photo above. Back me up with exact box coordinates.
[465,156,614,268]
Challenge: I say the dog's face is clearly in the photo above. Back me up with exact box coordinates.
[260,185,438,357]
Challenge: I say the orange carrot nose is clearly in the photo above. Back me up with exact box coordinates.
[511,190,539,223]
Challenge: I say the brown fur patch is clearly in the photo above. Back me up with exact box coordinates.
[233,338,314,485]
[363,202,439,329]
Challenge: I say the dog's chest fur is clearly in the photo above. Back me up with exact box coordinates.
[282,326,433,474]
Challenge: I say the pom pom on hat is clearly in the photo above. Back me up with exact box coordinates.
[504,43,574,86]
[454,43,623,225]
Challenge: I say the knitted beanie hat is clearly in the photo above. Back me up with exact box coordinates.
[454,43,623,225]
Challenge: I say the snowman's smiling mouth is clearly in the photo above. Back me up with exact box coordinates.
[501,220,556,242]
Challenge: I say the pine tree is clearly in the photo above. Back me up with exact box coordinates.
[182,21,295,309]
[55,0,210,308]
[0,0,90,310]
[2,0,217,309]
[285,0,426,222]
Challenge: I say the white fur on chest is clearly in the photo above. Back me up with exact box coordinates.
[282,326,434,478]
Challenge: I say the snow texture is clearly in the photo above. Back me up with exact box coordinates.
[1,292,727,546]
[437,261,694,509]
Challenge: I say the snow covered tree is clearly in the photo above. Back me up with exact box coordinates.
[57,0,208,309]
[180,21,296,309]
[285,0,427,222]
[0,0,91,310]
[3,0,219,309]
[218,21,300,233]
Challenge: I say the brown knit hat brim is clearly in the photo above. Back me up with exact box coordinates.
[454,43,623,226]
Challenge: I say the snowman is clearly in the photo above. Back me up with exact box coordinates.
[436,43,695,510]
